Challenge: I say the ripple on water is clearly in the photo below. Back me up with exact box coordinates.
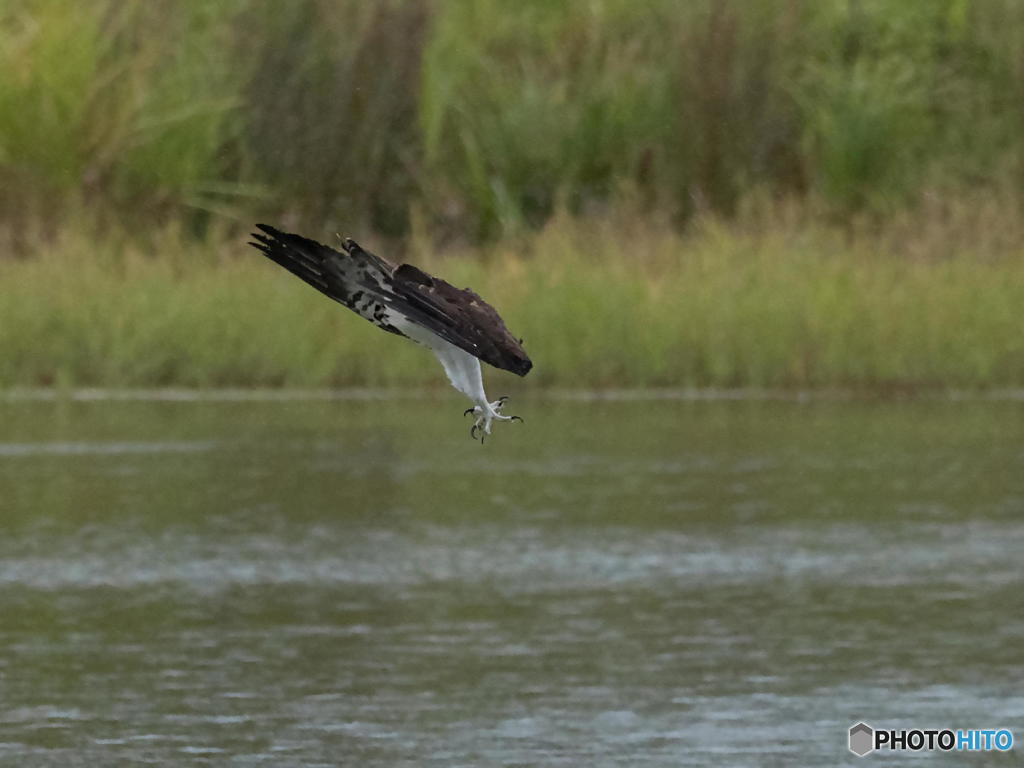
[0,441,217,457]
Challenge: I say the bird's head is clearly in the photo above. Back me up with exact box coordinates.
[508,348,533,376]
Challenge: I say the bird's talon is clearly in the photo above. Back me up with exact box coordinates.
[464,407,474,417]
[510,415,523,423]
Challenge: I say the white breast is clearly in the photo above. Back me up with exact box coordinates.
[394,317,487,405]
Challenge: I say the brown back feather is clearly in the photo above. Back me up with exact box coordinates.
[392,264,532,376]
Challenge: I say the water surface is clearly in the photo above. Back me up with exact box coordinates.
[1,394,1022,766]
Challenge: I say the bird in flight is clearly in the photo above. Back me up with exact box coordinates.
[249,224,532,441]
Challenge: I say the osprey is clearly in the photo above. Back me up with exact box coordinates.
[249,224,532,441]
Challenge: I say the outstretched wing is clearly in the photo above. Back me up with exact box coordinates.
[249,223,405,336]
[249,224,532,377]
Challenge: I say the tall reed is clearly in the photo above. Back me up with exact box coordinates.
[3,0,1024,241]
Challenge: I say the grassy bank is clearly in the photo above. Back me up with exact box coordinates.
[3,0,1024,241]
[3,206,1023,391]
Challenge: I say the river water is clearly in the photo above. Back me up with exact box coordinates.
[1,393,1022,766]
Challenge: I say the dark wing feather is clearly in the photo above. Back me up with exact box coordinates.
[248,224,390,304]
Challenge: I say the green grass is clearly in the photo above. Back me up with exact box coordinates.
[3,208,1022,391]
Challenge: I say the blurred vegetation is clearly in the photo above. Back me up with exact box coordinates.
[2,0,1023,390]
[3,0,1024,241]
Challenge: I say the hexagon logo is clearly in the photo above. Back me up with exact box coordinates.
[849,722,874,757]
